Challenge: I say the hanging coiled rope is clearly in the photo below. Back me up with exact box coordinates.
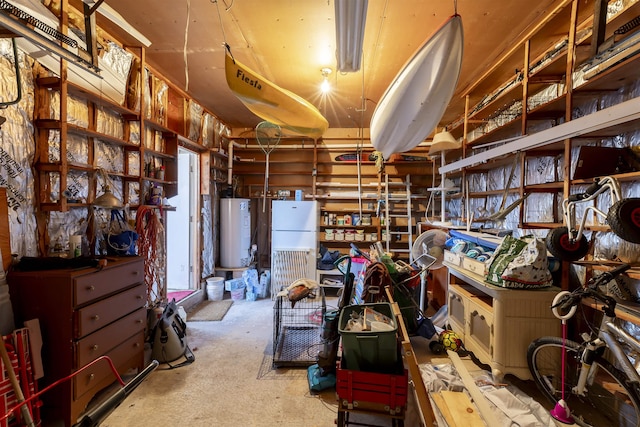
[136,206,165,306]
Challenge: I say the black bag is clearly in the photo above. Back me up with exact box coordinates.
[150,299,195,367]
[317,245,341,270]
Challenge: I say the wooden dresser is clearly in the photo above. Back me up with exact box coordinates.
[8,256,146,426]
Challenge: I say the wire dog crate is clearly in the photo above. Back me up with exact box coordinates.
[272,287,325,368]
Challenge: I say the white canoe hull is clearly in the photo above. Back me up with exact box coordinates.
[370,15,464,159]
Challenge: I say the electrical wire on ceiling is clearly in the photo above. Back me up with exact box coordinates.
[183,0,191,91]
[365,0,389,100]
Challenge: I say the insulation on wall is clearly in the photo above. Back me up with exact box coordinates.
[143,68,152,120]
[96,107,124,139]
[201,113,216,148]
[201,194,213,278]
[0,40,38,257]
[187,100,203,143]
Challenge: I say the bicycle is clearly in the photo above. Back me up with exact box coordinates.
[527,263,640,427]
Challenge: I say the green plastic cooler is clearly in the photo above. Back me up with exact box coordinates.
[338,303,398,372]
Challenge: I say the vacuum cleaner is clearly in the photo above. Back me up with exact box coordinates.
[308,255,354,392]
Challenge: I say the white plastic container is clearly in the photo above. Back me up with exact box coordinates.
[206,277,224,301]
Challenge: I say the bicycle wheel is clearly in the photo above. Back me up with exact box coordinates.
[528,336,640,427]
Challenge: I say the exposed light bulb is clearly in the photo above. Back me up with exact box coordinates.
[320,67,332,94]
[321,79,331,93]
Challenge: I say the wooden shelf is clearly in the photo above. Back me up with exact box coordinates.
[320,225,377,230]
[467,189,520,198]
[142,147,176,159]
[37,77,140,118]
[572,171,640,185]
[141,176,177,185]
[465,155,516,172]
[314,195,379,200]
[520,222,564,229]
[319,239,368,244]
[143,118,176,135]
[70,124,138,147]
[524,182,564,191]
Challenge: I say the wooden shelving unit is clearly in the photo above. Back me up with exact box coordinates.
[440,0,640,240]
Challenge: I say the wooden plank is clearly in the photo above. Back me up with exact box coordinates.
[440,391,485,427]
[0,188,11,271]
[385,287,436,426]
[200,152,210,195]
[447,350,500,426]
[431,392,457,427]
[591,0,608,57]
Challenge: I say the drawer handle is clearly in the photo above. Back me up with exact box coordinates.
[134,342,140,347]
[136,319,143,324]
[89,373,95,381]
[87,285,95,291]
[136,295,143,300]
[132,271,140,275]
[91,315,100,321]
[92,344,99,351]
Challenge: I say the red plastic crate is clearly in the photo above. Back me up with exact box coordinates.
[336,356,408,414]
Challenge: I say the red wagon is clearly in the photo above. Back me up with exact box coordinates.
[335,351,408,427]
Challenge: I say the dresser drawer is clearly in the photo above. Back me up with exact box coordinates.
[74,259,143,306]
[75,307,146,367]
[73,331,144,400]
[75,284,145,338]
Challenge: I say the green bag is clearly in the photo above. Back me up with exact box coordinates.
[486,235,552,288]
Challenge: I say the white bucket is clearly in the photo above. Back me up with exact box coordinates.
[206,277,225,301]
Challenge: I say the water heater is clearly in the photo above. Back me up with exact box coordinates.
[220,198,251,268]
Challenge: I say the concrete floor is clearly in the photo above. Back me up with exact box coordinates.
[98,293,552,427]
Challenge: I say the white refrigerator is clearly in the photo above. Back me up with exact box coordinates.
[270,200,319,296]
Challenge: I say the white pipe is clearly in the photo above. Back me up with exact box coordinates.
[440,151,446,223]
[231,142,434,151]
[228,142,234,185]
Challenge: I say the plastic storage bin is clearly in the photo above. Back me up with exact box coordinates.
[338,303,398,372]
